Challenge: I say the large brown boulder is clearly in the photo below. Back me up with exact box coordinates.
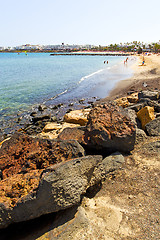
[0,155,103,229]
[0,133,85,211]
[85,102,136,152]
[0,133,85,179]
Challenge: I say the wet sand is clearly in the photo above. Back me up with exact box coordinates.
[104,54,160,100]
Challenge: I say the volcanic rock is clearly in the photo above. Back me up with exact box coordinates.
[126,102,146,112]
[135,128,147,144]
[145,118,160,136]
[114,97,130,108]
[138,90,159,100]
[138,98,160,113]
[0,133,85,180]
[102,152,125,174]
[79,98,85,103]
[58,127,85,145]
[64,109,91,126]
[0,155,102,229]
[32,111,51,123]
[114,93,138,108]
[127,92,139,103]
[85,102,136,153]
[38,105,47,112]
[39,122,81,139]
[137,106,155,130]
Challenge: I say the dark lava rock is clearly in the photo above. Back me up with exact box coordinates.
[138,90,159,100]
[88,101,94,104]
[52,104,63,110]
[30,111,37,117]
[66,108,74,113]
[38,105,47,112]
[84,102,136,153]
[156,113,160,118]
[102,152,125,174]
[145,118,160,136]
[126,102,146,112]
[138,98,160,112]
[32,112,51,123]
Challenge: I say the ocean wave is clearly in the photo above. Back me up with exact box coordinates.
[79,69,104,83]
[43,89,68,103]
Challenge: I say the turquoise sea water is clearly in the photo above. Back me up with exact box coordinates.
[0,53,134,120]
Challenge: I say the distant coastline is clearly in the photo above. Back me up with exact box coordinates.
[0,50,134,56]
[50,52,131,56]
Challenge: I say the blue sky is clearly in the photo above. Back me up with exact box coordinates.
[0,0,159,47]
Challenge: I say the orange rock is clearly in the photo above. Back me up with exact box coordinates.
[127,93,139,103]
[0,133,85,208]
[64,109,91,126]
[137,106,155,129]
[0,170,41,208]
[0,133,85,179]
[114,97,130,108]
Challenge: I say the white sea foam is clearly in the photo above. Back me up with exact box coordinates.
[43,89,68,103]
[79,69,104,83]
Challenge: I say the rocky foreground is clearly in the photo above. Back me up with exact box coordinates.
[0,89,159,240]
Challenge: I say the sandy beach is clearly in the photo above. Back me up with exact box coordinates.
[106,54,160,100]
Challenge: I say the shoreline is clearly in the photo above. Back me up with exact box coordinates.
[0,54,159,140]
[103,53,160,101]
[50,52,131,56]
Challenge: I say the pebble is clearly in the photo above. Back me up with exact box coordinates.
[51,116,57,122]
[79,98,85,103]
[68,103,74,107]
[38,105,47,111]
[66,108,73,113]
